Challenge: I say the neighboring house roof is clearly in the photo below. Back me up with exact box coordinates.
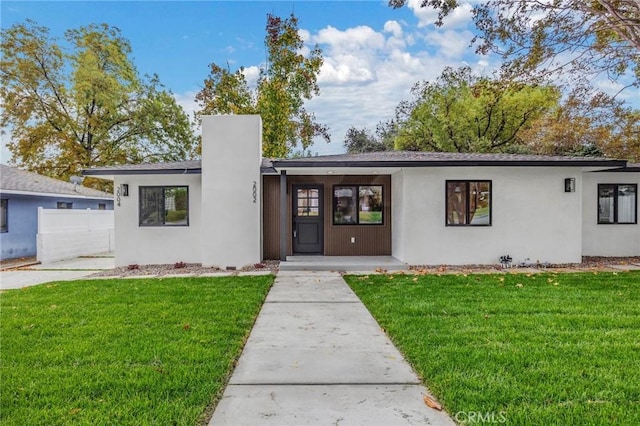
[271,151,628,168]
[82,152,630,178]
[0,164,113,199]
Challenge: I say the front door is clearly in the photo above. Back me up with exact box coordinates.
[292,185,323,254]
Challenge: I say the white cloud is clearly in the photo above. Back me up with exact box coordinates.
[383,20,403,38]
[408,0,474,29]
[424,29,475,58]
[314,25,386,53]
[173,91,200,121]
[242,65,261,86]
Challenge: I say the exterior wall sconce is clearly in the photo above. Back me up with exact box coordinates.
[564,178,576,193]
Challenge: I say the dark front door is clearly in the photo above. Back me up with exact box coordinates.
[292,185,323,254]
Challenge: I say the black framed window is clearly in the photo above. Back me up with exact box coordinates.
[598,184,637,224]
[446,181,492,226]
[333,185,383,225]
[1,199,7,233]
[57,202,73,209]
[98,203,106,210]
[139,186,189,226]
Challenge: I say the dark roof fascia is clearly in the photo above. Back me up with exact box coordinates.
[83,168,202,176]
[593,166,640,173]
[271,159,628,168]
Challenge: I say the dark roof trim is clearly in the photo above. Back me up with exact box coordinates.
[83,168,201,176]
[271,159,627,168]
[594,166,640,173]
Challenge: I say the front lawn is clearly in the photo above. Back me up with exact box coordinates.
[345,271,640,425]
[0,275,273,425]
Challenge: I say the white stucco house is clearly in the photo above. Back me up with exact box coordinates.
[83,115,639,268]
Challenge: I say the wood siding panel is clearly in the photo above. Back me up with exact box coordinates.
[262,175,281,260]
[322,175,391,256]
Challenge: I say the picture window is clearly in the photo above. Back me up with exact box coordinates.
[446,181,492,226]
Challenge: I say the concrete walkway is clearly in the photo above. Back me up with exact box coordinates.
[0,255,115,290]
[209,271,455,426]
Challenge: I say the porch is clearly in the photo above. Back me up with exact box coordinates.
[279,255,407,272]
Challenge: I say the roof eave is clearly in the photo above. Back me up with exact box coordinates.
[271,159,628,169]
[83,168,202,177]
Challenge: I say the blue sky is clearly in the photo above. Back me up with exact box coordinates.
[1,1,638,162]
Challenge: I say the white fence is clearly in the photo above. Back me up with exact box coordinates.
[37,208,115,264]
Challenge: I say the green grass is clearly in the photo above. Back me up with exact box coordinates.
[358,211,382,224]
[345,271,640,425]
[0,275,274,425]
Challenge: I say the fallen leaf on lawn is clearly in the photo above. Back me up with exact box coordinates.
[412,277,418,282]
[516,283,523,288]
[423,394,442,410]
[183,324,190,330]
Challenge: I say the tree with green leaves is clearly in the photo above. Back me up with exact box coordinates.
[195,13,329,158]
[344,120,397,154]
[1,20,197,189]
[394,67,559,153]
[389,1,640,87]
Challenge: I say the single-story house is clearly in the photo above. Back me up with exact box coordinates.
[83,115,639,268]
[0,164,114,260]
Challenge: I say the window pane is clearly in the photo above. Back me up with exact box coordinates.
[447,182,468,225]
[98,203,106,210]
[359,186,383,224]
[334,186,357,224]
[617,185,636,223]
[469,181,491,225]
[297,189,319,216]
[446,181,491,226]
[164,187,188,225]
[57,202,72,209]
[598,185,615,223]
[1,199,7,232]
[140,187,164,225]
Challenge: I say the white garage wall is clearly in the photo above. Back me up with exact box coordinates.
[393,167,583,265]
[582,171,640,256]
[113,174,202,267]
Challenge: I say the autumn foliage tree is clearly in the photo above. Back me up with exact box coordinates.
[0,21,197,189]
[522,87,640,161]
[196,13,329,158]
